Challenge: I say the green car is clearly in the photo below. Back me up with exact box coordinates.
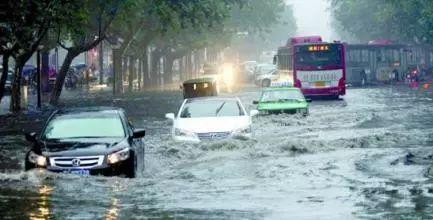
[253,87,310,115]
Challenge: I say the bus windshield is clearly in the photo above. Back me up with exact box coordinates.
[295,44,343,68]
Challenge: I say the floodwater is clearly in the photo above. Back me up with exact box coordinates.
[1,85,433,219]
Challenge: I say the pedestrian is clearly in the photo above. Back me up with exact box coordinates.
[360,69,367,86]
[392,69,399,82]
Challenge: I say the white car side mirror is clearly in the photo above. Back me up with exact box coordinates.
[250,110,259,117]
[165,113,175,120]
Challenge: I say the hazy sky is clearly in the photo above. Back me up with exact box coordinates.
[286,0,333,41]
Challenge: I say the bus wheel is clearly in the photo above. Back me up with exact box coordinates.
[262,79,271,87]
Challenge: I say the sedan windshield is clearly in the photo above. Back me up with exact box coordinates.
[261,90,305,102]
[42,112,125,140]
[180,99,245,118]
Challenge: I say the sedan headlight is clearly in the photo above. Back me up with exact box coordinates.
[234,126,252,135]
[28,151,47,167]
[107,148,130,164]
[174,128,197,138]
[297,108,308,115]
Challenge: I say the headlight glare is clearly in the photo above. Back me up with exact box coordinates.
[28,151,47,167]
[234,126,252,135]
[108,148,130,164]
[174,128,196,137]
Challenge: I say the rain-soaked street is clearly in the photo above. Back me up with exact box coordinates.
[0,85,433,219]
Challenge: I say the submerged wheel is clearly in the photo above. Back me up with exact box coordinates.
[124,151,136,178]
[262,79,271,87]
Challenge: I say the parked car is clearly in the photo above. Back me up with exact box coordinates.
[24,107,145,178]
[253,87,310,115]
[165,97,259,142]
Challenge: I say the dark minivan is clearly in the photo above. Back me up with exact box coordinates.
[24,107,145,178]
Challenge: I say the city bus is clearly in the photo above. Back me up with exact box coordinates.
[345,40,433,85]
[274,36,346,98]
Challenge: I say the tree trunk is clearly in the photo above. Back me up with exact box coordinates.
[128,56,135,93]
[49,50,78,105]
[151,49,161,87]
[143,48,150,88]
[10,59,24,113]
[137,58,142,91]
[41,51,50,92]
[0,54,10,103]
[163,56,174,85]
[99,41,104,85]
[179,56,184,81]
[113,48,123,94]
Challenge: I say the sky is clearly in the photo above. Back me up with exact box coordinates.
[286,0,333,41]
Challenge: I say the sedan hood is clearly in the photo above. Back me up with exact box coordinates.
[41,138,125,157]
[175,116,251,133]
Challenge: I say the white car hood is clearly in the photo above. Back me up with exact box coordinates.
[175,116,251,133]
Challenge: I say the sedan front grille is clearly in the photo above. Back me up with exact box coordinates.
[49,156,104,169]
[197,132,231,141]
[268,109,298,114]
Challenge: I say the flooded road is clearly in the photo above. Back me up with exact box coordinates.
[1,86,433,219]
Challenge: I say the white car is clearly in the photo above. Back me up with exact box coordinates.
[165,97,259,142]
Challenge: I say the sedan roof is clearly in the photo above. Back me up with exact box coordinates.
[56,106,124,115]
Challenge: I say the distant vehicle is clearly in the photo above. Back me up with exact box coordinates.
[253,63,277,86]
[344,41,432,85]
[274,36,346,98]
[239,61,257,82]
[165,97,258,142]
[24,107,146,178]
[182,77,218,99]
[260,51,276,63]
[253,87,310,115]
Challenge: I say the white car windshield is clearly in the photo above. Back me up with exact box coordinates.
[261,89,305,102]
[180,99,245,118]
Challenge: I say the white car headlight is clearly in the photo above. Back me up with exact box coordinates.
[174,128,197,138]
[107,148,130,164]
[28,151,47,167]
[234,126,252,135]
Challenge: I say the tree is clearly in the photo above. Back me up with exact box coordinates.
[330,0,433,44]
[1,0,75,112]
[49,0,121,105]
[109,0,245,91]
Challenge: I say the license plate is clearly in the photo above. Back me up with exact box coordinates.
[314,81,326,87]
[63,169,90,176]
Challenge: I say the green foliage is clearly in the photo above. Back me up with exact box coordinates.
[331,0,433,44]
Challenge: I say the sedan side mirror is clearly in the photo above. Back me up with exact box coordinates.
[306,98,312,103]
[250,110,259,117]
[165,113,175,120]
[25,132,37,142]
[252,100,259,105]
[133,129,146,139]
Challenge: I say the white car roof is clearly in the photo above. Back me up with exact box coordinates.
[186,97,241,102]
